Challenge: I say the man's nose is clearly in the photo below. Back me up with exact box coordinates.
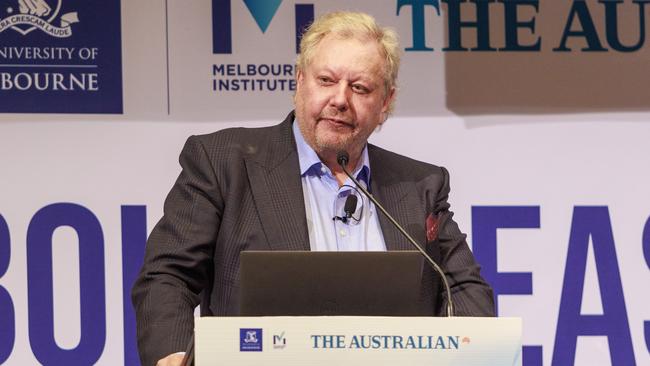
[329,83,350,111]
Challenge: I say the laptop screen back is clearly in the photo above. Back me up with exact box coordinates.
[239,251,426,316]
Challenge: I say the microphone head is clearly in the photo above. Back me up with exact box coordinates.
[343,194,358,217]
[336,151,349,167]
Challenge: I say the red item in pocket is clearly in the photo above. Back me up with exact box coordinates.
[426,212,439,242]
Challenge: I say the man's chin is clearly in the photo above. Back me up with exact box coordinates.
[314,136,352,155]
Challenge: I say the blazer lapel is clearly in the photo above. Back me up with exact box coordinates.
[369,146,426,251]
[245,113,310,251]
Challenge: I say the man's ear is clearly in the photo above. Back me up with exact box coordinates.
[380,86,396,124]
[293,70,304,104]
[385,87,396,107]
[296,69,304,87]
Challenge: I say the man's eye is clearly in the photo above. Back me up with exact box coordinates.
[318,77,333,84]
[352,84,369,93]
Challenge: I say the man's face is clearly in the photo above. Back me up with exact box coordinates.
[294,34,395,159]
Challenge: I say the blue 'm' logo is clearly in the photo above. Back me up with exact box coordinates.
[243,0,282,33]
[212,0,314,54]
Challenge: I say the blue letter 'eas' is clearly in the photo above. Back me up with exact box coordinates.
[472,206,542,366]
[552,207,634,365]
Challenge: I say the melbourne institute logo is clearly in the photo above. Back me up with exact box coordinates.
[210,0,313,93]
[0,0,79,37]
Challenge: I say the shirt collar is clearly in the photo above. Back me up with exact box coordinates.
[293,119,371,187]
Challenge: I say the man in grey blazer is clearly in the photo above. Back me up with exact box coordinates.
[132,11,494,366]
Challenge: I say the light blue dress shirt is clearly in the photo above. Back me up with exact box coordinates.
[293,121,387,252]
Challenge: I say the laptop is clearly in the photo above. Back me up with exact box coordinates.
[239,251,426,316]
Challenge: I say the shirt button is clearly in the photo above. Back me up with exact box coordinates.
[321,166,327,174]
[339,229,346,237]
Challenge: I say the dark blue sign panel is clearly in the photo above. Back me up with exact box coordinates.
[240,328,263,352]
[0,0,122,113]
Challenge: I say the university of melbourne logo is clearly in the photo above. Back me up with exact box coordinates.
[240,328,263,352]
[0,0,78,37]
[0,0,123,113]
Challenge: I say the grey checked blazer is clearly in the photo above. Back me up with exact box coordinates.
[131,111,494,366]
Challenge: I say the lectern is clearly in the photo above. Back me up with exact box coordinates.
[193,316,522,365]
[189,251,519,365]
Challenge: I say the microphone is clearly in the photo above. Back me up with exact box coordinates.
[336,150,455,317]
[336,150,349,167]
[333,194,358,223]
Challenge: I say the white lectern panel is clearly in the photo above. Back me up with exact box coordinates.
[195,316,521,366]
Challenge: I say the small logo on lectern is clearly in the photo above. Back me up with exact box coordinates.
[273,332,287,349]
[240,328,263,351]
